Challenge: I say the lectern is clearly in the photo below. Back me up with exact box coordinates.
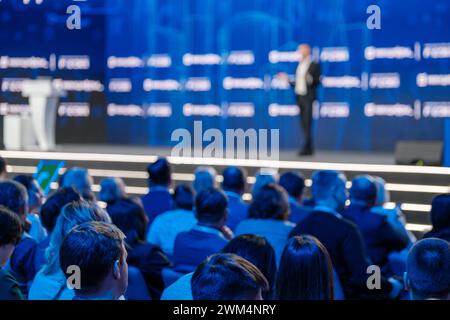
[22,79,64,151]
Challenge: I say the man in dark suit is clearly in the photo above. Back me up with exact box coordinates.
[141,158,174,227]
[221,167,249,231]
[173,188,232,273]
[343,175,409,268]
[289,170,402,299]
[279,44,321,156]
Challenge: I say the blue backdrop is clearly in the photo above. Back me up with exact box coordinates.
[1,0,449,151]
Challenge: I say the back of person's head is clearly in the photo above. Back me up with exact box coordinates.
[107,198,148,244]
[60,221,127,299]
[43,200,111,275]
[0,156,6,179]
[248,184,289,221]
[429,194,450,231]
[40,187,81,233]
[0,206,22,266]
[0,180,28,220]
[406,238,450,300]
[311,170,347,211]
[373,176,390,206]
[276,235,334,300]
[173,184,194,211]
[193,166,217,194]
[191,253,269,300]
[62,167,95,201]
[279,171,305,200]
[222,234,276,298]
[99,177,127,204]
[222,167,247,195]
[147,158,171,187]
[349,175,377,207]
[195,188,228,225]
[13,175,44,212]
[252,169,277,198]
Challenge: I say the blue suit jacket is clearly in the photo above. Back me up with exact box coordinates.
[342,204,408,267]
[173,225,228,273]
[224,192,248,231]
[141,188,174,226]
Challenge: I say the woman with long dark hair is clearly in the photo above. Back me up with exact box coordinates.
[276,235,334,300]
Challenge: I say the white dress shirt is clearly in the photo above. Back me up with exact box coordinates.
[295,58,311,95]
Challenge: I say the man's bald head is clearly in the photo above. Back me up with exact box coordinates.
[298,44,311,60]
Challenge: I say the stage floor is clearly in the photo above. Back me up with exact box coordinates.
[51,144,396,165]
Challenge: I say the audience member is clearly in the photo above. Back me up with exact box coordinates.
[276,235,334,300]
[424,194,450,242]
[405,238,450,300]
[162,234,276,300]
[0,180,37,297]
[289,170,402,299]
[193,166,217,194]
[236,184,294,264]
[173,188,231,273]
[61,167,95,202]
[0,206,23,300]
[251,169,277,199]
[35,187,81,270]
[343,175,409,267]
[372,176,416,244]
[29,200,110,300]
[13,175,47,242]
[222,167,249,231]
[141,158,173,226]
[222,234,276,299]
[60,221,128,300]
[106,191,171,300]
[191,253,268,300]
[279,171,310,224]
[147,184,196,257]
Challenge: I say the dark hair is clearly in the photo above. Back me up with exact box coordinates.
[40,187,82,232]
[195,188,228,224]
[60,221,126,293]
[279,171,305,199]
[0,205,22,246]
[248,184,289,220]
[191,253,269,300]
[276,235,334,300]
[430,194,450,231]
[222,167,246,194]
[173,184,194,211]
[311,170,344,201]
[107,198,148,244]
[222,234,277,299]
[407,238,450,299]
[147,158,171,187]
[0,180,28,216]
[349,175,377,205]
[0,156,6,175]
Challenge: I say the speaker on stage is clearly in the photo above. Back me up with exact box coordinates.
[395,141,443,166]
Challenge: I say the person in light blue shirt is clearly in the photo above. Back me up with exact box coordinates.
[236,184,295,265]
[147,184,197,258]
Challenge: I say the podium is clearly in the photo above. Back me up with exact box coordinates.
[20,79,64,151]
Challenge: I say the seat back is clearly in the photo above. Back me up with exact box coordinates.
[125,266,151,300]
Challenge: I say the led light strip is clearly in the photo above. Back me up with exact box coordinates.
[2,150,450,175]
